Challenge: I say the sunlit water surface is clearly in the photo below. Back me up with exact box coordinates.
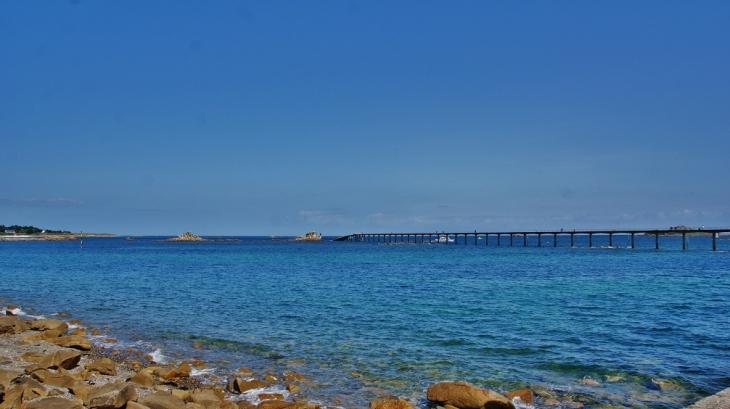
[1,236,729,409]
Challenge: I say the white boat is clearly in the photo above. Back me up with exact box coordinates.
[432,236,455,243]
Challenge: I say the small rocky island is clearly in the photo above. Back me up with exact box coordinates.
[166,232,205,242]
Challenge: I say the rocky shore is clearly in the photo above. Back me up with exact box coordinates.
[0,305,322,409]
[0,303,720,409]
[0,303,532,409]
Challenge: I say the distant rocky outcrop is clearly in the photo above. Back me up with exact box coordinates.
[166,232,205,242]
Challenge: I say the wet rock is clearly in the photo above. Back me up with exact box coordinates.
[5,304,19,315]
[648,378,681,391]
[70,328,87,336]
[190,359,207,369]
[283,372,305,382]
[236,401,257,409]
[23,396,84,409]
[86,382,138,408]
[258,401,292,409]
[87,358,118,376]
[562,400,585,409]
[151,363,192,381]
[604,375,624,383]
[543,398,560,406]
[28,319,68,333]
[260,393,285,401]
[258,401,320,409]
[141,391,188,409]
[370,396,413,409]
[578,376,601,387]
[505,388,534,405]
[238,367,254,376]
[530,385,557,399]
[26,349,82,372]
[49,335,92,351]
[228,378,266,394]
[426,381,515,409]
[287,384,301,394]
[30,369,79,388]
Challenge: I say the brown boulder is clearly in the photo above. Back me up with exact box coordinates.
[0,316,28,334]
[26,349,82,372]
[23,328,67,342]
[87,358,117,375]
[69,382,92,402]
[286,384,301,394]
[127,402,152,409]
[3,378,48,403]
[260,393,285,401]
[370,396,413,409]
[29,319,68,333]
[131,370,156,387]
[505,388,534,405]
[258,402,319,409]
[237,401,257,409]
[258,401,291,409]
[190,388,223,408]
[86,382,138,408]
[30,369,79,388]
[228,378,266,394]
[426,381,514,409]
[0,368,23,388]
[282,372,305,382]
[141,391,188,409]
[19,352,46,363]
[49,335,92,351]
[23,396,83,409]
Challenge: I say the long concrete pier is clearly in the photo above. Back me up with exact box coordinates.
[335,228,729,251]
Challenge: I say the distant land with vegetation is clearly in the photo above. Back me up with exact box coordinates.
[0,224,70,235]
[0,224,114,240]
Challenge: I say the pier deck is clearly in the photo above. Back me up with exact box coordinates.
[335,228,729,251]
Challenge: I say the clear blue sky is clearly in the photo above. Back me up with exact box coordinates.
[2,1,729,235]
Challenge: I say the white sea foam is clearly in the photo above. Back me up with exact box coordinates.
[239,386,290,405]
[511,398,535,409]
[191,367,216,377]
[149,348,168,364]
[1,306,44,319]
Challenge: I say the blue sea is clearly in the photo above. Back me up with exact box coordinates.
[1,235,729,409]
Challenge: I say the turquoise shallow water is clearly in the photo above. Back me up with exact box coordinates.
[1,236,729,408]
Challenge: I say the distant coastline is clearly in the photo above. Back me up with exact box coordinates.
[0,233,115,241]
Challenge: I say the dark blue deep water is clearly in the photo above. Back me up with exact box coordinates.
[1,236,729,408]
